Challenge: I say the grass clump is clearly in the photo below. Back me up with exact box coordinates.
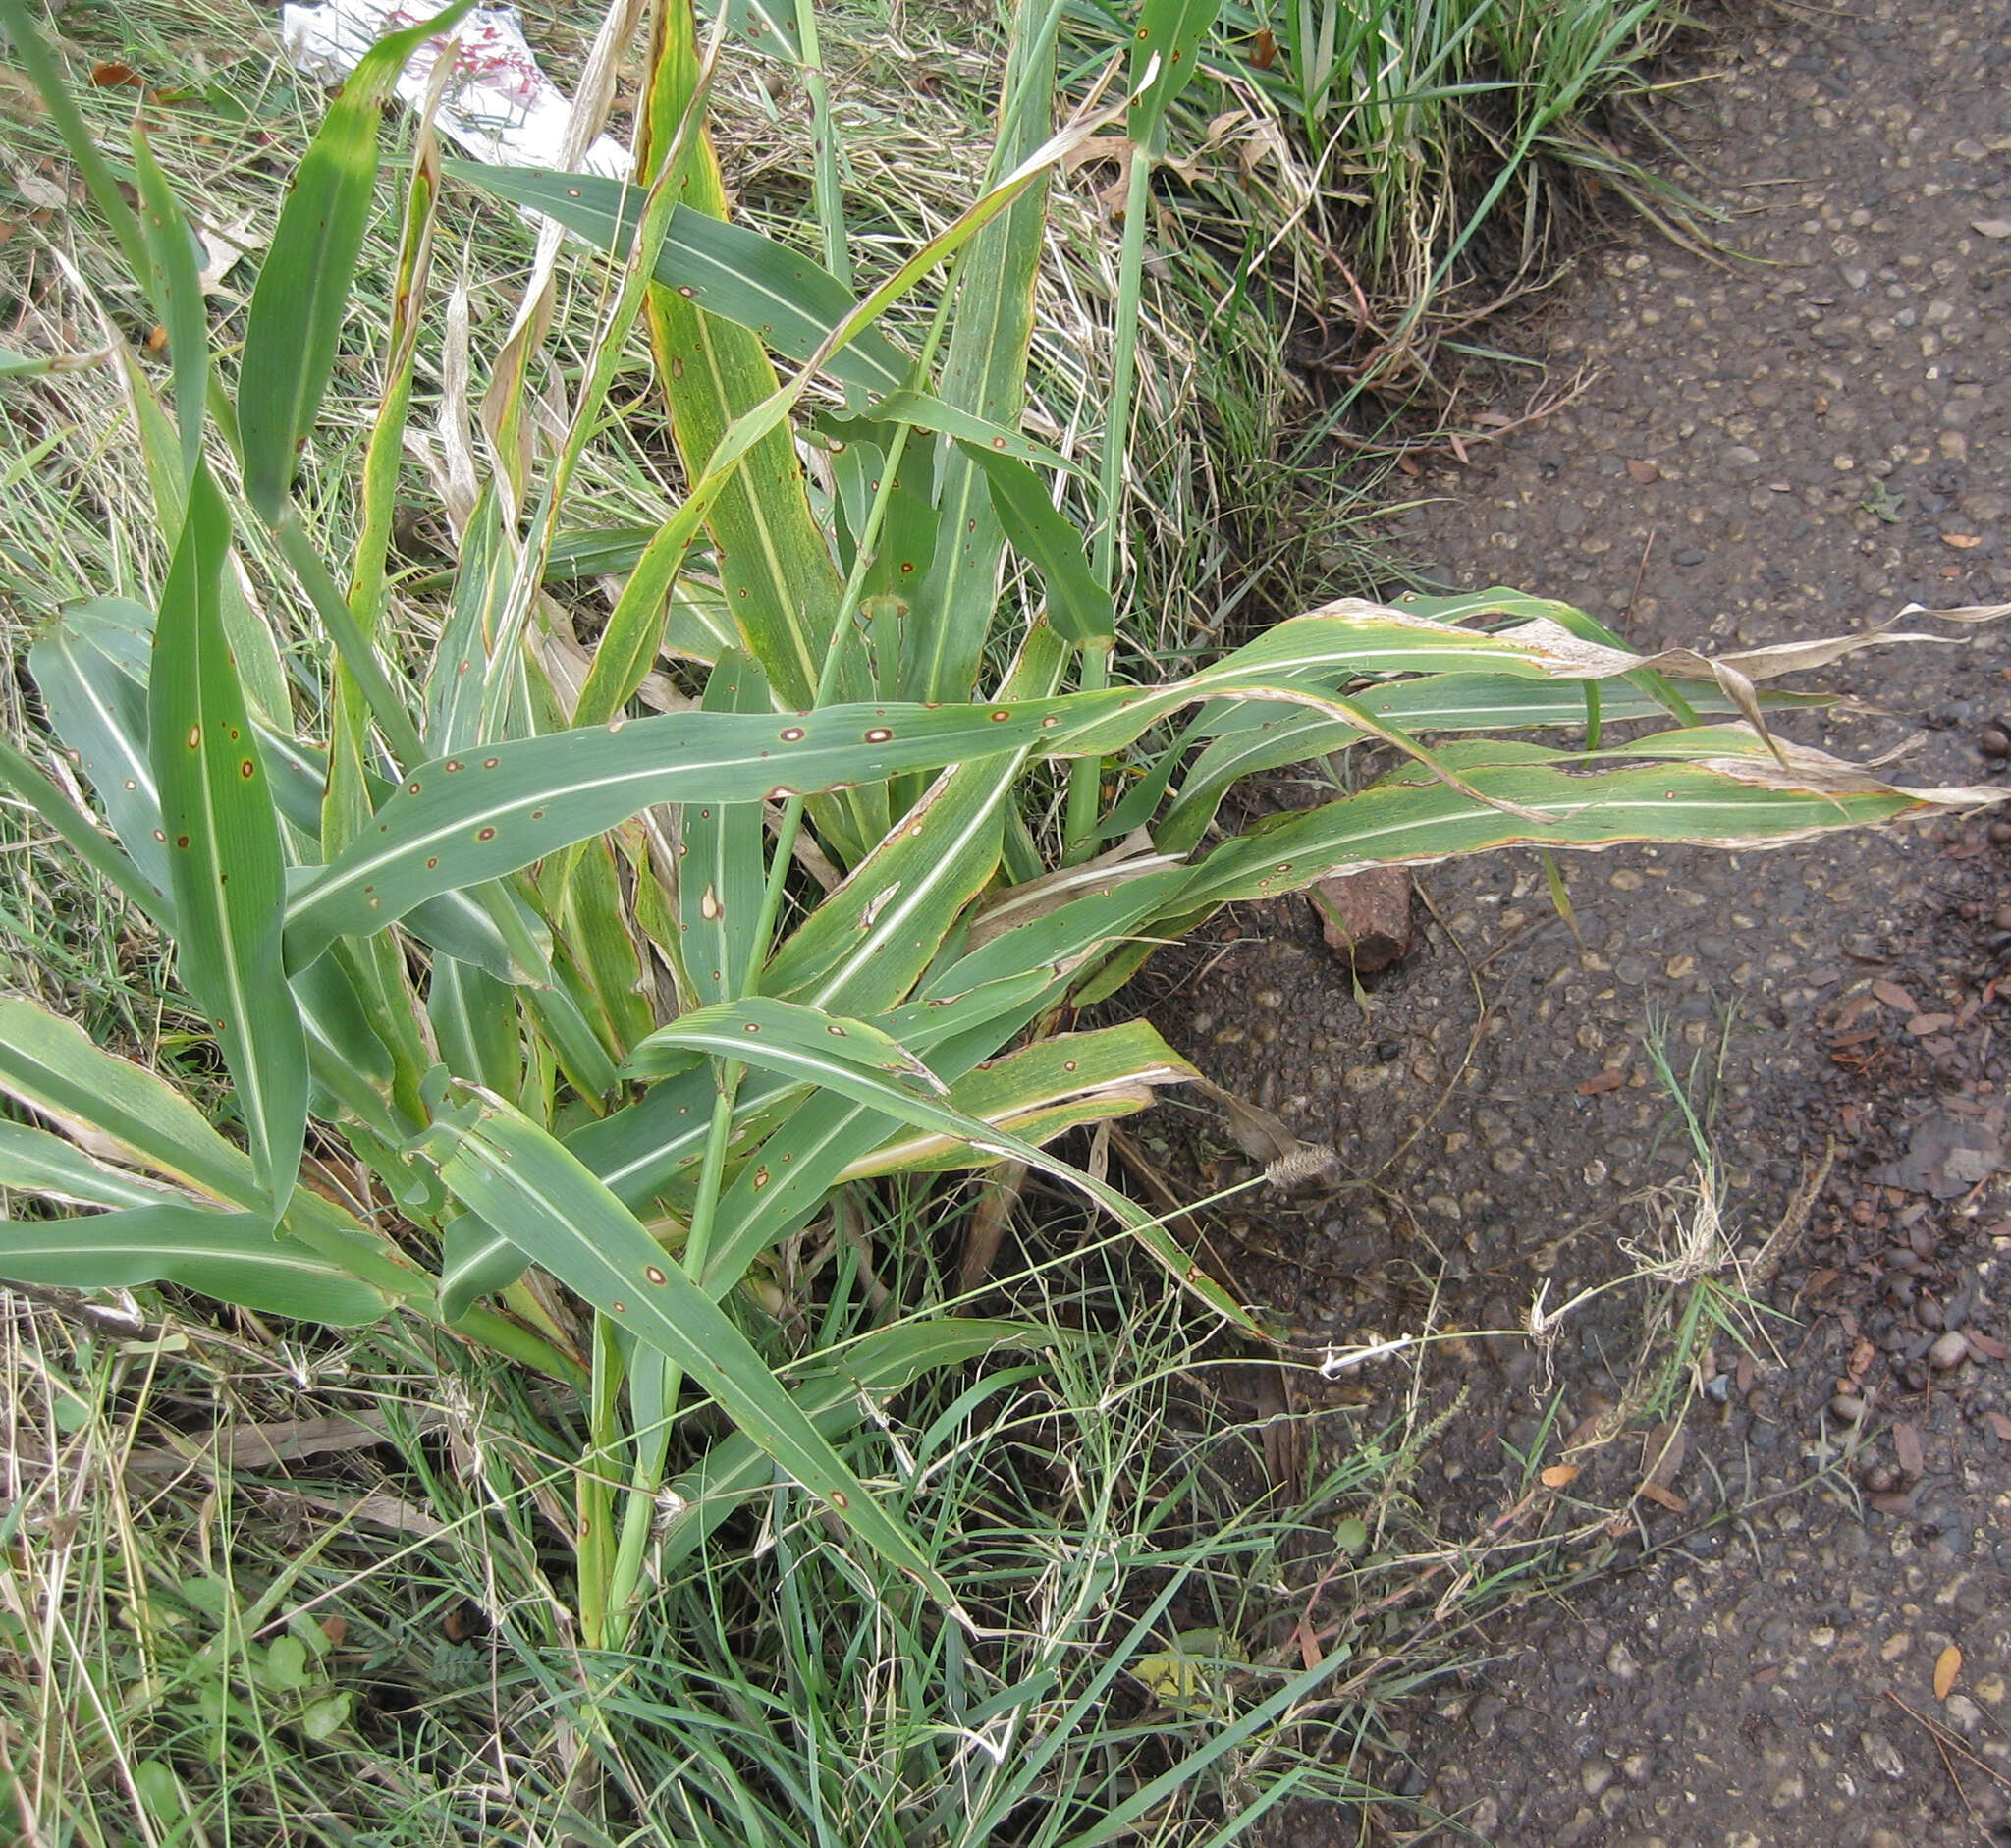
[0,0,1990,1840]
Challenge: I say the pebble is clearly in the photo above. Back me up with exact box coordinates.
[1981,726,2011,759]
[1862,1731,1906,1780]
[1944,1694,1984,1735]
[1929,1331,1971,1371]
[1830,1392,1869,1422]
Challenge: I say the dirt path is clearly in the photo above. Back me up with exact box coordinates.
[1160,1,2011,1841]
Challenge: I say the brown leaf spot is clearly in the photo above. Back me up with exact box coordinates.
[644,1266,668,1285]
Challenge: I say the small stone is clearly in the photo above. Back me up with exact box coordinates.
[1621,1750,1655,1785]
[1929,1331,1971,1371]
[1943,1694,1984,1735]
[1981,727,2011,759]
[1606,1639,1641,1683]
[1861,1730,1906,1780]
[1830,1392,1869,1423]
[1581,1759,1614,1797]
[1672,547,1706,567]
[1311,866,1414,972]
[1727,445,1764,467]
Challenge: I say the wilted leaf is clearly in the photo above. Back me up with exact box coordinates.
[1540,1463,1580,1489]
[1129,1627,1247,1714]
[1935,1644,1962,1701]
[1893,1421,1924,1479]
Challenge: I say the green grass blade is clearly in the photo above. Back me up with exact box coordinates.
[904,9,1055,704]
[1129,0,1228,151]
[444,165,910,400]
[0,735,167,920]
[148,464,307,1214]
[1176,757,1929,916]
[128,120,208,486]
[546,836,654,1059]
[419,1087,971,1618]
[429,957,524,1096]
[349,129,442,634]
[0,996,265,1206]
[625,996,945,1089]
[290,947,408,1142]
[842,1021,1193,1178]
[0,1120,180,1210]
[284,600,1901,964]
[0,1203,390,1325]
[681,651,770,1005]
[238,0,476,518]
[634,4,857,718]
[762,623,1067,1013]
[655,1319,1049,1572]
[29,597,170,890]
[628,998,1259,1331]
[959,446,1114,645]
[438,1211,531,1321]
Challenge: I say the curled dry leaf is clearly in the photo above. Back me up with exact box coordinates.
[1540,1462,1580,1489]
[1935,1644,1963,1701]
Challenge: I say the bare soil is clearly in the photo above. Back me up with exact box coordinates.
[1147,0,2011,1840]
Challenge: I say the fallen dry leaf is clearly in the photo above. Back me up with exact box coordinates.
[1941,533,1982,549]
[1872,979,1920,1013]
[1966,1329,2009,1361]
[1984,1410,2011,1442]
[1906,1013,1955,1036]
[1935,1644,1963,1701]
[1643,1420,1687,1490]
[1893,1420,1924,1479]
[1540,1463,1580,1490]
[89,61,145,89]
[1626,458,1659,484]
[1577,1068,1625,1096]
[1639,1482,1689,1513]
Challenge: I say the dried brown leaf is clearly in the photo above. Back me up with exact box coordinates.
[1893,1421,1924,1479]
[1540,1463,1580,1489]
[1935,1644,1962,1701]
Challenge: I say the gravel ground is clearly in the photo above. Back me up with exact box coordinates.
[1147,0,2011,1840]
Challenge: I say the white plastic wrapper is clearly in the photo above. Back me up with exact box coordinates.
[279,1,630,178]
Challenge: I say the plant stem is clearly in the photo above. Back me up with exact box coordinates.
[271,514,427,768]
